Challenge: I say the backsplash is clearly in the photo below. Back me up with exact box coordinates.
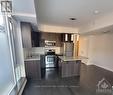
[23,48,31,58]
[24,47,63,58]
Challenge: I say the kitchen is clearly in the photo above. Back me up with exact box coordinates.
[22,22,87,81]
[1,0,113,95]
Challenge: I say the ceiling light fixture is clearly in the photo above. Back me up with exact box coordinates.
[69,18,77,20]
[94,10,100,14]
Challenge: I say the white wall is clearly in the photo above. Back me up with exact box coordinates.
[79,33,113,72]
[79,36,89,57]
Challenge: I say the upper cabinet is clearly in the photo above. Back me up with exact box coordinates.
[31,32,62,47]
[21,23,63,48]
[21,22,32,48]
[40,32,62,47]
[61,33,74,42]
[31,31,41,47]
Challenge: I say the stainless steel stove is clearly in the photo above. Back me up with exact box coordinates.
[45,49,57,68]
[45,55,56,68]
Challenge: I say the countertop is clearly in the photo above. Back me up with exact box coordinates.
[59,56,88,61]
[24,54,87,62]
[24,55,40,61]
[24,53,63,61]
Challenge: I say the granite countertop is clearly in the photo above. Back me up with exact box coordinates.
[24,55,40,61]
[59,56,88,61]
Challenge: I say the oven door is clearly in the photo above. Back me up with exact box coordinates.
[45,55,55,68]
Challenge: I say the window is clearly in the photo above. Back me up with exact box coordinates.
[0,11,15,95]
[0,30,15,95]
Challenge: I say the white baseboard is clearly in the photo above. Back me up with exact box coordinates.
[93,64,113,73]
[85,62,113,72]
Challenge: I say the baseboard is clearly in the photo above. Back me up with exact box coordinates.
[84,62,113,73]
[18,78,27,95]
[82,62,93,65]
[92,64,113,73]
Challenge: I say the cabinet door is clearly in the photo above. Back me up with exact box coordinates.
[31,32,37,47]
[61,62,69,77]
[63,62,75,77]
[40,55,45,68]
[69,61,77,76]
[25,60,41,80]
[69,61,80,76]
[61,61,80,78]
[31,32,41,47]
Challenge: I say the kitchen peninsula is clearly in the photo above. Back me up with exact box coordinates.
[58,56,88,78]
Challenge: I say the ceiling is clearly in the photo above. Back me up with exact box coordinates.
[12,0,37,31]
[35,0,113,28]
[12,0,113,32]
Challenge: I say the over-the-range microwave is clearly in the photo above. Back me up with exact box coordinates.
[45,40,56,46]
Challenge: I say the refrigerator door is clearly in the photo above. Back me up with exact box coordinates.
[64,43,74,52]
[65,51,73,57]
[63,42,74,56]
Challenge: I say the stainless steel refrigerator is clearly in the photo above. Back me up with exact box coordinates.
[63,42,74,57]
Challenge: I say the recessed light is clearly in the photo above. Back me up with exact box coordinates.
[69,18,77,20]
[94,10,100,14]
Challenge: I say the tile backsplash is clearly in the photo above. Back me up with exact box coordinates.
[24,47,63,58]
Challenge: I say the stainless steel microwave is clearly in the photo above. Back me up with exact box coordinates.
[45,40,56,46]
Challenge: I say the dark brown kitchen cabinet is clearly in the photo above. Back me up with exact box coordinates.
[25,60,41,80]
[40,55,45,68]
[31,32,62,47]
[41,32,62,47]
[31,32,41,47]
[59,60,81,78]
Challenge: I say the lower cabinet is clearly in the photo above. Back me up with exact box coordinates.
[25,60,41,80]
[40,55,45,68]
[60,60,81,78]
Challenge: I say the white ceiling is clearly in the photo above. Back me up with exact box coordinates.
[13,0,35,14]
[35,0,113,28]
[12,0,113,32]
[12,0,37,31]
